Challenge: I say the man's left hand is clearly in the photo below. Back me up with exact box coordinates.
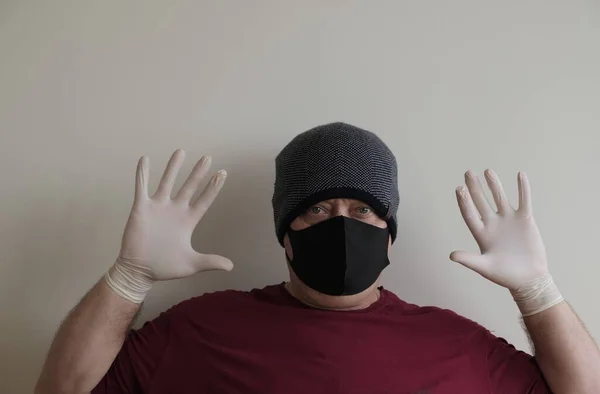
[450,169,549,290]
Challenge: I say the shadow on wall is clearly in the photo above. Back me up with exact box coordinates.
[0,152,285,394]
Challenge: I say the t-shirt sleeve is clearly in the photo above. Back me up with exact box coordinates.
[474,328,552,394]
[91,307,173,394]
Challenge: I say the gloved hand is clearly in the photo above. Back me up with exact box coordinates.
[450,170,563,316]
[105,149,233,303]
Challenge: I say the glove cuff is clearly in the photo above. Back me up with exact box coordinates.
[104,258,154,304]
[510,273,564,317]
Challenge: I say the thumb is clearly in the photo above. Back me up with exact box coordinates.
[191,253,234,273]
[449,251,488,273]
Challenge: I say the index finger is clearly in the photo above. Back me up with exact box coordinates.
[135,156,149,203]
[517,171,533,217]
[455,185,485,235]
[190,169,228,220]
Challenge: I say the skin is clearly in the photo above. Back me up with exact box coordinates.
[34,150,600,394]
[450,169,600,393]
[34,151,230,394]
[283,198,391,311]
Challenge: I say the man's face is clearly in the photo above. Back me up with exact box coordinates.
[282,198,392,310]
[283,198,391,261]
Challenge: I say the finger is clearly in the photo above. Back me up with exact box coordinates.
[449,250,488,272]
[191,170,227,219]
[517,171,533,217]
[484,169,512,214]
[174,156,211,203]
[192,253,234,272]
[455,185,485,234]
[153,149,186,199]
[464,170,494,220]
[134,156,149,203]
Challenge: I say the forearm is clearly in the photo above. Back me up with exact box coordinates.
[35,278,140,394]
[524,301,600,394]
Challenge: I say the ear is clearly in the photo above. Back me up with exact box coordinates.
[283,233,294,260]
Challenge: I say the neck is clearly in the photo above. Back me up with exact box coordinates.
[284,282,380,311]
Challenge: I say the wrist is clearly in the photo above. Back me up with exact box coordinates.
[510,273,564,317]
[104,258,154,304]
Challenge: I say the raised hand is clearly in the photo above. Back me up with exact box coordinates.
[105,149,233,303]
[450,169,548,290]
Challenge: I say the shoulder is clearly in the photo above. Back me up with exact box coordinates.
[389,295,514,352]
[172,288,250,312]
[165,284,286,319]
[383,289,486,335]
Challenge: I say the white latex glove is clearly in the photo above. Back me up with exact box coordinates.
[450,170,563,316]
[105,149,233,303]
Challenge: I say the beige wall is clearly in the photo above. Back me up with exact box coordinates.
[1,1,599,392]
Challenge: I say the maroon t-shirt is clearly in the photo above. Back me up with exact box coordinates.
[92,284,551,394]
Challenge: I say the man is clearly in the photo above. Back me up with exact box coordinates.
[35,122,600,393]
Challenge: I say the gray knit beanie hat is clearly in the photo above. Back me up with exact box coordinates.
[272,122,399,246]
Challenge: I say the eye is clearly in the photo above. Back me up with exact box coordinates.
[357,206,372,215]
[307,206,325,215]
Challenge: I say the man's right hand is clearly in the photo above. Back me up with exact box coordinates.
[105,149,233,303]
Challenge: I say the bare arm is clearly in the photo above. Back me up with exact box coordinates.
[34,150,232,394]
[35,279,140,394]
[451,170,599,392]
[524,301,600,393]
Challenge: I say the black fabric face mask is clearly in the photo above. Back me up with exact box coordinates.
[286,216,390,296]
